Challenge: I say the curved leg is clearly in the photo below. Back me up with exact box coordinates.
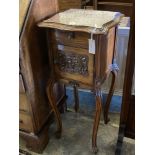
[46,79,62,138]
[92,87,102,153]
[64,84,68,112]
[104,70,117,124]
[73,83,79,112]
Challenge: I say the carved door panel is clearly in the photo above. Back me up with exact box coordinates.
[53,44,94,87]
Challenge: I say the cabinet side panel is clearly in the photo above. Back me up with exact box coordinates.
[20,0,63,133]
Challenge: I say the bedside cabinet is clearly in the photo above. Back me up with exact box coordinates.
[38,9,123,153]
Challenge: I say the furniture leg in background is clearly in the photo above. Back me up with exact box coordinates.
[70,81,80,112]
[46,79,62,138]
[115,3,135,154]
[92,80,102,153]
[104,69,118,124]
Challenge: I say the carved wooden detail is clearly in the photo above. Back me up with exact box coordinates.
[56,51,89,76]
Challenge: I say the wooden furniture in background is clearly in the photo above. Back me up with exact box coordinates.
[55,0,90,12]
[93,0,133,17]
[115,3,135,154]
[38,9,123,153]
[19,0,67,153]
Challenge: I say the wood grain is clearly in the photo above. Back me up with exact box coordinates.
[19,112,34,132]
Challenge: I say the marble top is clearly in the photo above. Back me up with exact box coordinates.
[43,9,122,29]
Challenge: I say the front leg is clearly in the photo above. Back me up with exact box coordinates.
[92,85,102,153]
[104,70,117,124]
[46,79,62,138]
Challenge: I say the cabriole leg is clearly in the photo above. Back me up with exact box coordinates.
[73,83,79,112]
[46,79,62,138]
[92,87,102,153]
[104,70,117,124]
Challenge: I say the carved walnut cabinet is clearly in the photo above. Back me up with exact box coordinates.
[38,9,123,153]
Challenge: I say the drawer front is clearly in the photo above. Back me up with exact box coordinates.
[53,45,94,86]
[53,30,89,49]
[19,112,33,132]
[19,93,29,112]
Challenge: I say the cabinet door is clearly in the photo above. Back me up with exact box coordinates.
[54,45,94,87]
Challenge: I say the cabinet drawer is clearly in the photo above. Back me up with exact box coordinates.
[19,93,29,112]
[53,30,89,49]
[53,45,94,87]
[19,112,33,132]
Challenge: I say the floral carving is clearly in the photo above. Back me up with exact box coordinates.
[56,52,89,76]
